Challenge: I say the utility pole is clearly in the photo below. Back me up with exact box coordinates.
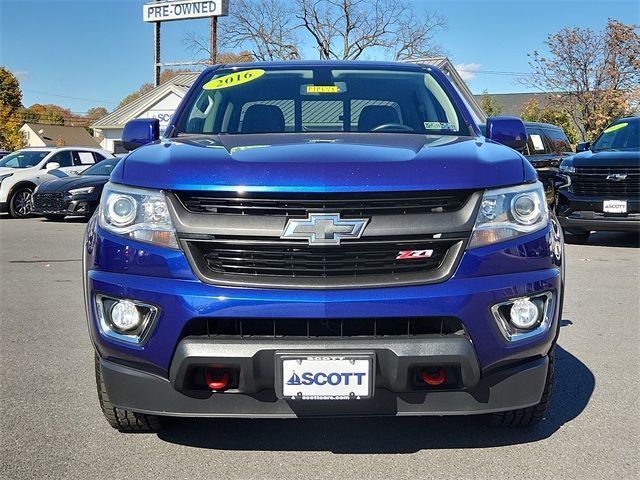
[210,16,217,65]
[153,0,161,86]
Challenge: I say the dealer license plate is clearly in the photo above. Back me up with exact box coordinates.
[278,353,373,400]
[603,200,627,214]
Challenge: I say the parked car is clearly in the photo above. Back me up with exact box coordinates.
[32,156,122,220]
[85,61,564,432]
[0,147,113,217]
[556,116,640,243]
[0,150,10,159]
[480,121,573,205]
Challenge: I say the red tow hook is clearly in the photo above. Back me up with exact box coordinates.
[205,369,230,390]
[421,367,446,386]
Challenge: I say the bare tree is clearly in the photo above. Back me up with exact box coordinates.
[183,0,301,62]
[295,0,445,60]
[523,19,639,140]
[183,0,444,63]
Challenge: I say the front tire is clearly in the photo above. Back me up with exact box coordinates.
[94,355,163,432]
[9,187,34,218]
[490,348,555,427]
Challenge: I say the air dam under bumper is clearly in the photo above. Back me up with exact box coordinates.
[98,343,549,418]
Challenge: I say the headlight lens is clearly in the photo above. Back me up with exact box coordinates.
[68,186,95,196]
[98,182,178,248]
[559,163,575,173]
[469,182,548,248]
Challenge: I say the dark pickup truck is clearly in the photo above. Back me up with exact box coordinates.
[556,116,640,243]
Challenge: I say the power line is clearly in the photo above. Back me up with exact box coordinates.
[22,89,119,105]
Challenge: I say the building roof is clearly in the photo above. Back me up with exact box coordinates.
[21,123,101,147]
[92,72,201,129]
[473,92,559,117]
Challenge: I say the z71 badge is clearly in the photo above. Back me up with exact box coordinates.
[396,249,434,260]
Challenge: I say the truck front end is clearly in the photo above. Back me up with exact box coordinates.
[84,62,564,431]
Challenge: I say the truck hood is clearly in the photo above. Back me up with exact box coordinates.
[118,133,528,192]
[571,149,640,167]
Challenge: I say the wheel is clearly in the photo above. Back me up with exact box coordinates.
[563,228,590,244]
[94,354,163,432]
[490,348,555,427]
[44,215,66,221]
[9,187,34,218]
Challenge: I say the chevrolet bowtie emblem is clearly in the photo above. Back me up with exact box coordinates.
[606,173,628,181]
[281,213,369,245]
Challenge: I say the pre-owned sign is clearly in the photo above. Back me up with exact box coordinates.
[143,0,228,22]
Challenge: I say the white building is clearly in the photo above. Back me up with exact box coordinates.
[91,72,200,153]
[92,60,485,153]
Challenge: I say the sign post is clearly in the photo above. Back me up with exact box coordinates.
[143,0,229,85]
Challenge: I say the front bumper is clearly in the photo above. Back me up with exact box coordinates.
[32,193,98,217]
[99,354,549,417]
[556,188,640,232]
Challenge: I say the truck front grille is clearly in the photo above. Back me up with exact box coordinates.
[571,166,640,197]
[176,190,471,216]
[182,316,466,339]
[170,189,478,289]
[32,192,64,211]
[191,236,460,278]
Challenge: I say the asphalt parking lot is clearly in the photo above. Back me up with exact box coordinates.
[1,216,638,480]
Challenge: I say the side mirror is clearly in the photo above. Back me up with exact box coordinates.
[576,142,590,153]
[45,162,60,171]
[486,116,527,152]
[122,119,160,151]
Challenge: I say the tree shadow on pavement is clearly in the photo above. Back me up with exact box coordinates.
[156,345,594,453]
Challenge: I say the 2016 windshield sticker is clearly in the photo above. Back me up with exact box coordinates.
[603,122,628,134]
[306,85,340,93]
[203,69,266,90]
[424,121,455,130]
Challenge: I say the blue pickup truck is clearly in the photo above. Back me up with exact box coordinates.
[84,61,564,431]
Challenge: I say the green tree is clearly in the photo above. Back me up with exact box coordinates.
[520,98,580,145]
[22,103,67,125]
[0,67,26,150]
[85,106,108,123]
[479,89,502,117]
[525,19,639,140]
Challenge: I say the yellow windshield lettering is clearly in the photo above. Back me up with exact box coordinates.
[306,85,339,93]
[203,69,266,90]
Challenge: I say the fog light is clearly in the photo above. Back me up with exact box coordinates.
[110,300,141,331]
[509,298,540,329]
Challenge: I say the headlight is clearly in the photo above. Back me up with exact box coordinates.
[559,162,575,173]
[98,182,178,248]
[68,186,95,195]
[469,182,548,248]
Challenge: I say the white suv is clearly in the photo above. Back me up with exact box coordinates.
[0,147,113,217]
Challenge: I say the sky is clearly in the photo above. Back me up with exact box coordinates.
[1,0,639,116]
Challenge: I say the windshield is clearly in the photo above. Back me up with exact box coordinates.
[175,67,467,136]
[591,119,640,152]
[81,157,121,176]
[0,150,49,168]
